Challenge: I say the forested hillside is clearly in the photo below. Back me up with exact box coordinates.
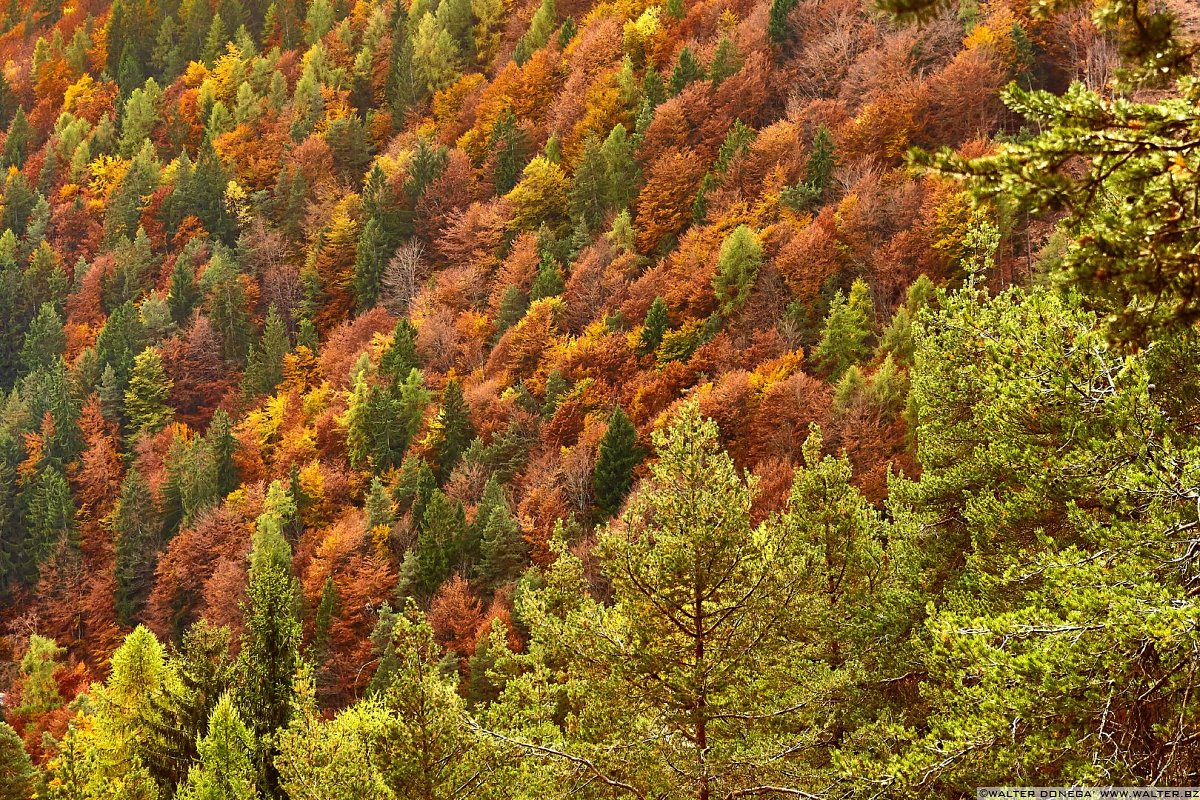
[0,0,1197,796]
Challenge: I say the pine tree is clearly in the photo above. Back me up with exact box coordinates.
[593,406,643,517]
[3,107,31,168]
[711,225,762,316]
[668,47,705,95]
[405,488,465,601]
[113,468,161,626]
[529,255,564,300]
[768,0,798,45]
[145,620,235,788]
[426,379,475,482]
[379,319,419,383]
[365,475,396,532]
[244,305,289,398]
[125,347,175,438]
[168,255,200,326]
[20,302,65,375]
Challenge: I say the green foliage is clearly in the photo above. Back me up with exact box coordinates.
[711,224,762,315]
[239,481,302,793]
[345,366,430,473]
[473,476,527,591]
[176,693,257,800]
[426,378,475,483]
[124,347,175,438]
[113,468,161,625]
[668,47,704,95]
[0,721,35,800]
[815,278,873,380]
[592,406,642,517]
[244,305,290,399]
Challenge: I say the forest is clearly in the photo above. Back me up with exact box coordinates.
[0,0,1197,796]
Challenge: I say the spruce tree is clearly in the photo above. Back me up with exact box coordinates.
[113,468,161,626]
[639,296,669,355]
[814,278,873,380]
[0,721,35,800]
[238,481,301,795]
[711,225,762,316]
[427,378,475,483]
[352,217,387,312]
[473,477,527,592]
[176,693,256,800]
[593,406,643,517]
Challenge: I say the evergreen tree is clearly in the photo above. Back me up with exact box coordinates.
[113,468,161,626]
[529,255,564,300]
[426,378,475,483]
[365,475,396,532]
[20,302,65,375]
[146,621,236,788]
[473,476,527,592]
[768,0,798,45]
[238,481,301,796]
[668,47,705,95]
[208,408,240,497]
[711,225,762,315]
[176,693,257,800]
[592,406,643,517]
[352,217,387,312]
[639,296,669,355]
[0,721,35,800]
[244,305,289,398]
[124,347,175,438]
[3,107,31,168]
[814,278,873,380]
[344,367,430,472]
[379,319,419,383]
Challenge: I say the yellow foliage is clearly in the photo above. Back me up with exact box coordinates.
[749,350,805,392]
[182,61,210,88]
[209,46,248,104]
[505,156,569,230]
[62,75,100,118]
[88,154,130,202]
[433,73,486,129]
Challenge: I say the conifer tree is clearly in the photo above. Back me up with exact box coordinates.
[113,468,161,626]
[593,406,643,517]
[352,217,388,311]
[639,296,669,355]
[712,225,762,316]
[0,721,35,800]
[146,621,235,788]
[427,378,475,483]
[474,476,527,592]
[668,47,705,95]
[815,278,873,380]
[125,347,175,438]
[379,319,419,383]
[239,481,301,795]
[176,693,257,800]
[244,305,289,398]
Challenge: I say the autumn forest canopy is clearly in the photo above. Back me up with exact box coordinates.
[0,0,1197,796]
